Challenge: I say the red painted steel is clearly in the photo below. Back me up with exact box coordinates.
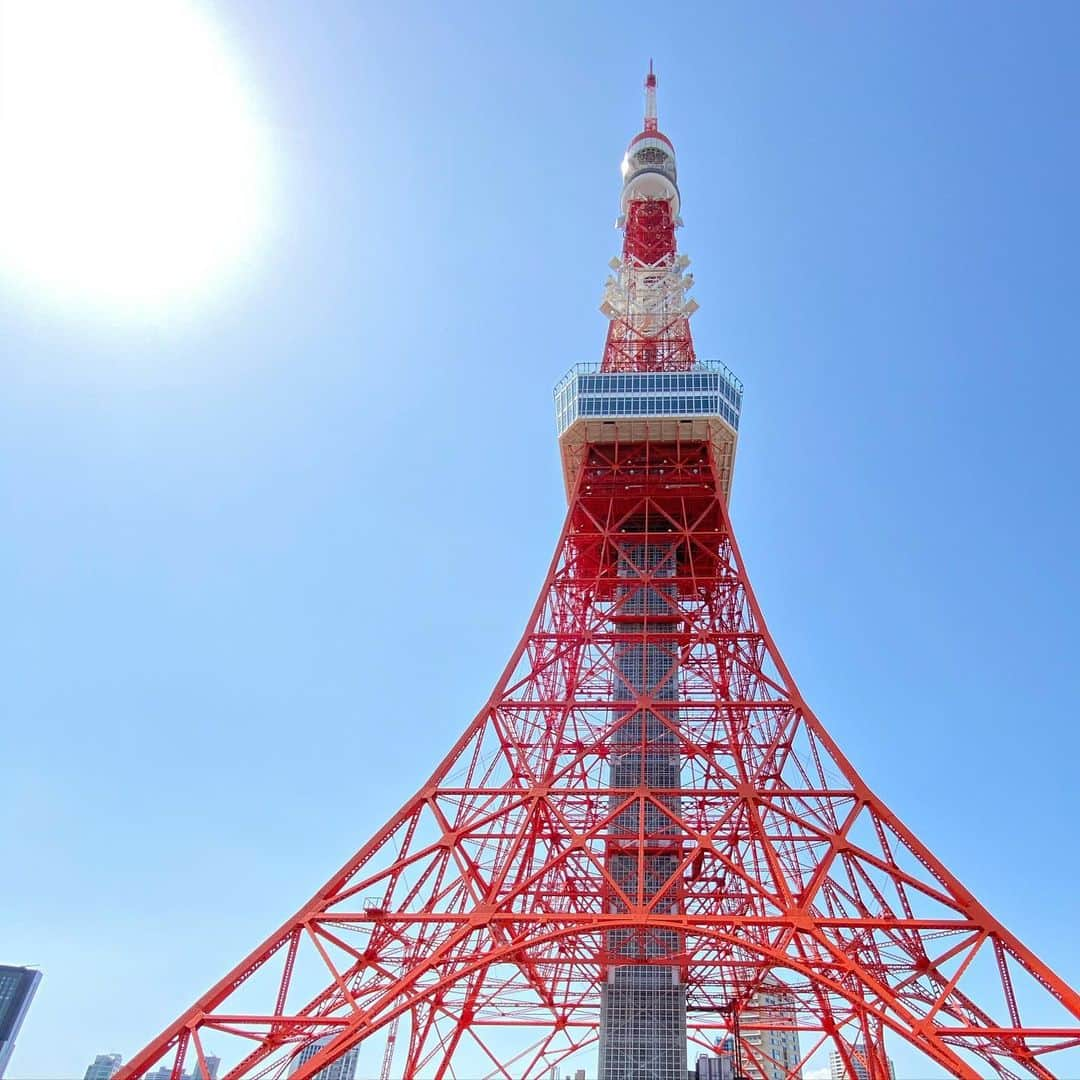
[379,1016,399,1080]
[114,71,1080,1080]
[114,439,1080,1079]
[600,199,694,373]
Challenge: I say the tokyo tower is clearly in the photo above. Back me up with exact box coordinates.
[118,68,1080,1080]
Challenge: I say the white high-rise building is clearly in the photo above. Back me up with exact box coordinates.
[694,989,801,1080]
[738,985,802,1080]
[828,1043,895,1080]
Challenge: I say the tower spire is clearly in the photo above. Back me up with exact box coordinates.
[644,59,658,132]
[602,66,693,373]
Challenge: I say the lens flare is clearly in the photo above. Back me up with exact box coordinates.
[0,0,273,317]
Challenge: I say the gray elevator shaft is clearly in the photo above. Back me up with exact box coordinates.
[597,542,687,1080]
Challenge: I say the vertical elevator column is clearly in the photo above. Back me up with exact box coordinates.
[598,531,686,1080]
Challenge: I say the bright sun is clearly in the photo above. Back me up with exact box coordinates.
[0,0,272,317]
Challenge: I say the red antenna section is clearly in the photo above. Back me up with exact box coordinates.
[114,68,1080,1080]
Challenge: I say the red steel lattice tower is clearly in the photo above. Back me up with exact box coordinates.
[118,69,1080,1080]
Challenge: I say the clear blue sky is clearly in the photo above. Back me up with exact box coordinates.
[2,2,1079,1077]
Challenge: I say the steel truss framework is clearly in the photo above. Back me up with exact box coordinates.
[119,441,1080,1080]
[601,200,696,374]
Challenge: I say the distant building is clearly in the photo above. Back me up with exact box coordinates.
[288,1037,359,1080]
[693,985,801,1080]
[740,985,802,1080]
[695,1042,733,1079]
[145,1057,220,1080]
[828,1043,895,1080]
[574,1071,586,1080]
[695,1037,734,1079]
[0,965,42,1079]
[83,1055,123,1080]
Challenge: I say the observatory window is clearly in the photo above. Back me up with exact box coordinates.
[636,147,670,167]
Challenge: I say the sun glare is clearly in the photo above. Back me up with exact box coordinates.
[0,0,273,317]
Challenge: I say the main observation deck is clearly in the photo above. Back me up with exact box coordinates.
[554,360,743,501]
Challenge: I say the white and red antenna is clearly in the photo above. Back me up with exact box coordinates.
[643,58,659,132]
[601,64,696,372]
